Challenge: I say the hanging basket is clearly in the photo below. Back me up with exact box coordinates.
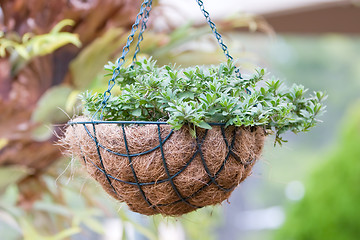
[61,0,268,216]
[63,117,265,216]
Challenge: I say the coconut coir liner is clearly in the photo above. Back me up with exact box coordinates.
[62,117,265,216]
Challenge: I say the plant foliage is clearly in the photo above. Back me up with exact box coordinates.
[275,101,360,240]
[0,19,81,60]
[81,57,326,145]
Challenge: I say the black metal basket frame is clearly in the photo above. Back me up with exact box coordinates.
[69,120,255,210]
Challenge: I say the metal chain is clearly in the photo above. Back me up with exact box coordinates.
[93,0,250,120]
[133,0,153,63]
[195,0,244,81]
[93,0,150,120]
[195,0,232,60]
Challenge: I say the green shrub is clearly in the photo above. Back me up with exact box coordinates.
[275,101,360,240]
[81,57,326,145]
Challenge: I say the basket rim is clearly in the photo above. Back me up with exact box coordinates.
[68,120,226,126]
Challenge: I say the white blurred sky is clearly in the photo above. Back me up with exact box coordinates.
[160,0,343,19]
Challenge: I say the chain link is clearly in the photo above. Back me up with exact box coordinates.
[195,0,244,81]
[133,0,153,63]
[195,0,232,60]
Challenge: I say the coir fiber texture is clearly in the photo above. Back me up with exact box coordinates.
[61,117,265,216]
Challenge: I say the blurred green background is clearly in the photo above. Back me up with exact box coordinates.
[1,0,360,239]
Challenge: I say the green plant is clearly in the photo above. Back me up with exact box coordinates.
[275,100,360,240]
[0,19,81,60]
[81,57,326,145]
[0,19,81,74]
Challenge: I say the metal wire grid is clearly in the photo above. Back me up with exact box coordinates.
[69,120,255,210]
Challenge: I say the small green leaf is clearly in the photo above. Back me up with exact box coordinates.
[132,108,142,117]
[197,121,212,129]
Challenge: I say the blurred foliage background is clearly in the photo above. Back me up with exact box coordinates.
[1,0,360,239]
[275,100,360,240]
